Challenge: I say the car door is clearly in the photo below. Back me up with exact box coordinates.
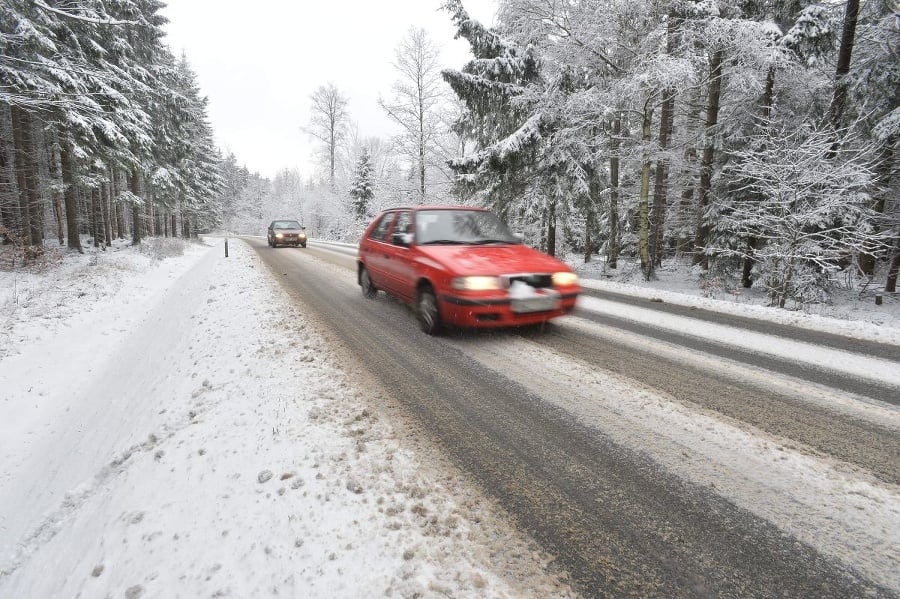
[380,211,417,302]
[360,211,396,291]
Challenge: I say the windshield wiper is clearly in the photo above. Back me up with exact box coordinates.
[419,239,469,245]
[470,238,516,245]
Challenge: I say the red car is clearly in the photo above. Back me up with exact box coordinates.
[357,206,580,334]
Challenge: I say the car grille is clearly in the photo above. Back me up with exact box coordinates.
[505,274,553,289]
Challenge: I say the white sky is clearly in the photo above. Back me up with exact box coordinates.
[161,0,499,180]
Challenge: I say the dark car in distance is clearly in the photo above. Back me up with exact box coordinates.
[267,220,307,248]
[357,206,580,334]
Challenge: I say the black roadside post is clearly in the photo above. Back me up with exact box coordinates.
[225,237,229,257]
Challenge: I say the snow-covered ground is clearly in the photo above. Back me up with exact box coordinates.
[1,237,898,597]
[0,238,572,598]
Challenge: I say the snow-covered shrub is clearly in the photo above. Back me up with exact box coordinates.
[712,120,886,308]
[138,237,189,261]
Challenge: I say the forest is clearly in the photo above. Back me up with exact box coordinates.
[2,0,898,307]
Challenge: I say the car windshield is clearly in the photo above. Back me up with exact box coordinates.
[415,210,520,246]
[273,220,301,229]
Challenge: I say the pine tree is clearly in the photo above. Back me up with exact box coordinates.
[348,151,375,220]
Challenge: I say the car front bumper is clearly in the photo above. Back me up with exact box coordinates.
[439,288,580,328]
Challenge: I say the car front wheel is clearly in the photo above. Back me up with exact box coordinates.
[417,286,441,335]
[360,267,378,299]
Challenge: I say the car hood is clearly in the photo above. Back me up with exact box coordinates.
[275,228,306,235]
[415,244,570,275]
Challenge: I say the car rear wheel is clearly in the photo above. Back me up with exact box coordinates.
[417,286,441,335]
[360,267,378,299]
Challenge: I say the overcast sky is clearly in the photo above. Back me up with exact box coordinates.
[161,0,499,180]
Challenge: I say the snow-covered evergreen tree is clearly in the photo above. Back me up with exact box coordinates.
[348,151,375,220]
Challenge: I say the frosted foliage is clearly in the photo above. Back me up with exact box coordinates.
[782,4,838,66]
[715,122,884,307]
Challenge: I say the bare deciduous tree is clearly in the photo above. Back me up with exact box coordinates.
[305,83,350,189]
[380,28,448,202]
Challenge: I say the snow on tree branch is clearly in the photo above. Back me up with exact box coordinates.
[34,1,138,25]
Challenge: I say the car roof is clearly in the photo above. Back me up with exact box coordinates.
[381,205,489,212]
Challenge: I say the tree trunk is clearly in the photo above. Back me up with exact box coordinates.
[104,169,113,244]
[89,182,99,247]
[419,98,426,201]
[650,13,679,268]
[11,106,31,244]
[742,64,778,287]
[608,117,621,268]
[827,0,859,154]
[859,143,893,276]
[651,88,675,268]
[0,106,16,236]
[693,48,724,270]
[11,105,42,247]
[116,170,126,239]
[59,134,82,253]
[50,139,65,246]
[145,189,154,237]
[585,164,602,264]
[675,84,703,255]
[886,236,900,293]
[130,170,143,245]
[638,99,654,280]
[546,200,557,257]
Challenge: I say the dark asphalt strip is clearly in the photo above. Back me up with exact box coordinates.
[572,306,899,406]
[252,242,888,599]
[580,286,900,363]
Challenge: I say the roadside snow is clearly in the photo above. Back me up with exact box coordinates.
[575,258,900,346]
[0,238,572,598]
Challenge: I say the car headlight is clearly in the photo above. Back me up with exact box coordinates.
[275,233,283,238]
[451,276,503,291]
[552,272,579,286]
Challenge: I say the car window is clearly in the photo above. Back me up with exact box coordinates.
[415,210,520,245]
[272,220,301,229]
[369,212,396,242]
[392,212,412,245]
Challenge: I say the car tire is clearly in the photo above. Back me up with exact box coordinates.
[300,243,307,248]
[360,267,378,299]
[417,286,441,335]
